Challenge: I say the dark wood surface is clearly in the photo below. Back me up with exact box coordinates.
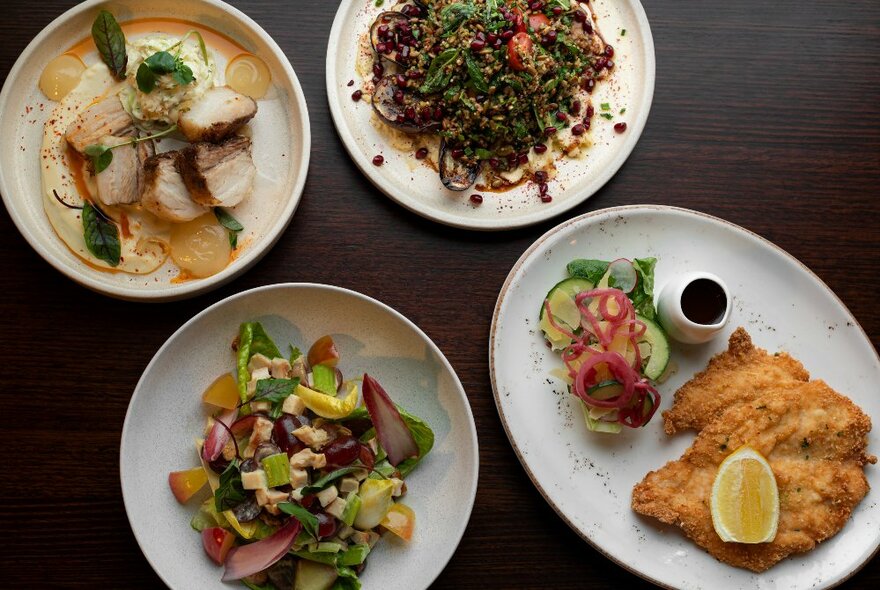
[1,1,878,588]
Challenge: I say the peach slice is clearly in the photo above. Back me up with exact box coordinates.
[168,467,208,503]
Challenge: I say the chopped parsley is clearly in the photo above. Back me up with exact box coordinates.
[600,113,614,120]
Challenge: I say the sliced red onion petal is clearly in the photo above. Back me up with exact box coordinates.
[230,412,269,437]
[362,373,419,466]
[335,367,345,393]
[202,408,238,463]
[572,352,638,409]
[221,518,301,581]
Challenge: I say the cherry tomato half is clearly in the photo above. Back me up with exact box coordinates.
[529,13,550,32]
[507,32,533,71]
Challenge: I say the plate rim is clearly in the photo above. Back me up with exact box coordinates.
[325,0,656,232]
[0,0,312,301]
[120,281,480,589]
[488,204,880,589]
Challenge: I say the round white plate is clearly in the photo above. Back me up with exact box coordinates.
[489,205,880,589]
[121,283,479,589]
[0,0,310,300]
[326,0,655,231]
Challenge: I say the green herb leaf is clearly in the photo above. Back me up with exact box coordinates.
[567,259,609,283]
[630,257,658,319]
[250,378,298,406]
[91,10,127,79]
[172,62,195,86]
[144,51,177,74]
[277,502,320,540]
[289,346,302,363]
[214,459,246,512]
[621,28,627,36]
[465,53,488,94]
[82,202,120,266]
[620,108,627,115]
[300,467,362,496]
[136,62,157,93]
[600,113,614,120]
[441,1,476,35]
[420,49,459,94]
[214,208,244,232]
[84,144,114,173]
[236,322,282,402]
[600,102,611,111]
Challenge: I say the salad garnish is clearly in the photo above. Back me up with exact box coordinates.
[540,257,670,433]
[169,322,434,589]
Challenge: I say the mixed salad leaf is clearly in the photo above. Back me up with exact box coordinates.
[170,322,434,589]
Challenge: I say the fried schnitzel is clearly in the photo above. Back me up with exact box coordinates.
[633,381,876,572]
[662,328,810,434]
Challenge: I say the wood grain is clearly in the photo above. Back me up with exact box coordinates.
[0,0,877,588]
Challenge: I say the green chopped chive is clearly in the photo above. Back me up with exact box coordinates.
[621,29,627,36]
[600,113,614,120]
[600,103,611,111]
[620,108,627,115]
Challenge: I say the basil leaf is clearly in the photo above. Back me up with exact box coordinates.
[144,51,177,74]
[251,378,298,405]
[567,259,609,284]
[214,208,244,232]
[214,459,246,512]
[465,53,488,94]
[172,63,195,86]
[277,502,320,540]
[300,467,361,496]
[91,10,127,79]
[136,62,157,93]
[82,202,120,266]
[419,49,459,94]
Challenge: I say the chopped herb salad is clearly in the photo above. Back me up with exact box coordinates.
[367,0,614,191]
[169,322,433,589]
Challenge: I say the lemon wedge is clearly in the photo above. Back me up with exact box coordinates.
[710,445,779,543]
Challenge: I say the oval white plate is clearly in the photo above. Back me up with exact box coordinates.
[0,0,310,300]
[490,205,880,588]
[326,0,655,231]
[121,283,479,589]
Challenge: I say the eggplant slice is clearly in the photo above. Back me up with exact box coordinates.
[371,76,438,133]
[370,11,418,66]
[439,140,479,191]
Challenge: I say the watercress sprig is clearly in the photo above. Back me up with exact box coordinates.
[85,124,178,174]
[136,30,209,93]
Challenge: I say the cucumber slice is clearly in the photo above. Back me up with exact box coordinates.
[637,314,670,380]
[539,277,594,319]
[579,401,622,434]
[587,380,624,401]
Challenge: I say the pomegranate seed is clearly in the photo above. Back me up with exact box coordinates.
[555,111,567,122]
[375,42,386,53]
[372,155,384,166]
[538,182,548,195]
[530,2,542,10]
[614,122,627,133]
[395,114,405,123]
[534,170,547,183]
[574,10,587,23]
[489,158,500,169]
[605,59,614,69]
[605,45,615,58]
[541,194,553,203]
[587,105,595,118]
[373,63,384,77]
[378,25,389,36]
[552,6,563,16]
[415,147,428,159]
[433,107,443,120]
[400,45,411,59]
[544,126,557,136]
[471,39,486,51]
[487,33,498,43]
[583,22,593,34]
[570,100,581,115]
[470,194,483,205]
[518,153,529,165]
[347,80,354,87]
[545,30,558,44]
[351,90,363,101]
[451,148,465,160]
[393,89,404,105]
[583,119,591,129]
[404,106,416,120]
[582,78,595,92]
[396,74,407,88]
[407,69,421,79]
[501,29,514,41]
[571,123,585,136]
[594,57,607,71]
[533,143,548,154]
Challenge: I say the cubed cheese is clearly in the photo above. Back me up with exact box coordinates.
[293,425,330,449]
[390,477,405,497]
[317,486,338,507]
[339,477,359,494]
[270,357,292,379]
[244,417,274,458]
[366,438,379,455]
[326,497,347,519]
[337,524,355,540]
[366,531,381,548]
[281,395,306,415]
[290,448,327,469]
[250,401,271,413]
[246,366,271,397]
[352,469,369,481]
[256,488,289,506]
[349,530,370,546]
[290,357,307,381]
[242,469,268,490]
[247,353,272,373]
[290,487,305,502]
[289,468,309,489]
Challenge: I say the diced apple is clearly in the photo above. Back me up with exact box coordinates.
[380,502,415,541]
[202,527,236,565]
[168,467,209,503]
[307,335,340,368]
[202,373,240,409]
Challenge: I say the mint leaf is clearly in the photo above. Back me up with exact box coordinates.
[465,53,488,93]
[420,49,459,94]
[251,378,298,405]
[82,202,120,266]
[300,467,361,496]
[214,459,246,511]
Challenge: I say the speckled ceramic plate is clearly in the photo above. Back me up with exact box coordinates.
[326,0,655,230]
[121,283,479,589]
[490,205,880,589]
[0,0,310,300]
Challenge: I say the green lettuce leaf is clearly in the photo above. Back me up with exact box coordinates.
[566,259,609,284]
[236,322,282,401]
[630,257,658,319]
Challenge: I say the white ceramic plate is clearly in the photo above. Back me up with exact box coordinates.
[326,0,655,230]
[0,0,310,300]
[490,205,880,589]
[121,283,479,589]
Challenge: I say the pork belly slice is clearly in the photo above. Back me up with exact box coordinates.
[93,134,155,207]
[177,86,257,143]
[65,95,135,155]
[180,135,255,208]
[142,151,208,222]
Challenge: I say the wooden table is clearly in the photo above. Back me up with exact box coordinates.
[0,1,877,588]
